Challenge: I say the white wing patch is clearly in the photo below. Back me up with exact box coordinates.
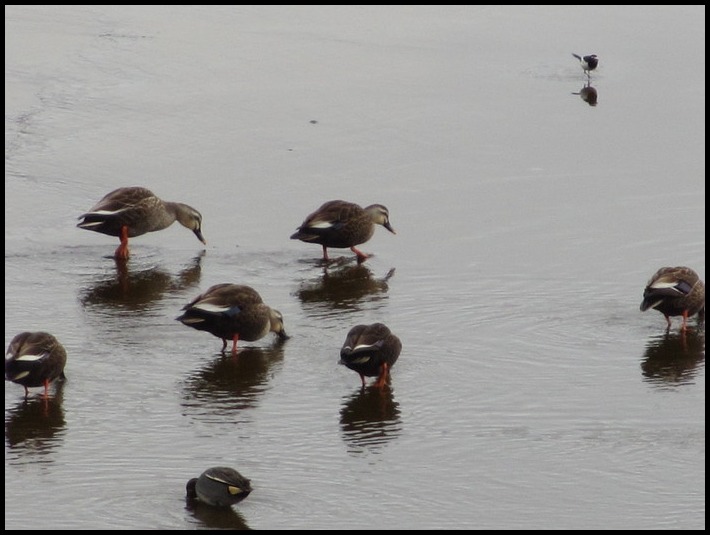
[16,353,47,362]
[650,281,681,290]
[89,208,129,216]
[353,343,378,351]
[11,371,30,380]
[194,303,230,313]
[648,299,664,309]
[310,221,335,229]
[180,317,204,325]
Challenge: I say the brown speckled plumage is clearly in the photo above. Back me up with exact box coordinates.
[640,266,705,331]
[177,284,289,355]
[339,323,402,388]
[291,200,395,263]
[77,186,206,259]
[5,331,67,397]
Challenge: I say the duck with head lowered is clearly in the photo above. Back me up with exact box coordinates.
[5,331,67,397]
[77,186,206,259]
[640,266,705,332]
[186,467,253,507]
[339,323,402,388]
[290,200,396,263]
[177,284,289,355]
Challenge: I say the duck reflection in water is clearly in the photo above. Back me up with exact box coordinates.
[181,346,285,420]
[79,251,204,311]
[641,329,705,386]
[296,262,395,314]
[5,381,66,459]
[572,81,598,107]
[339,384,402,455]
[185,499,251,530]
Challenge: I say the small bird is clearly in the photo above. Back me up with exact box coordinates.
[186,467,253,507]
[176,284,289,355]
[640,266,705,331]
[290,200,396,263]
[339,323,402,388]
[77,186,206,259]
[572,53,599,77]
[5,331,67,397]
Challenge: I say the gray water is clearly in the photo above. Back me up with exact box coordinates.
[5,5,705,530]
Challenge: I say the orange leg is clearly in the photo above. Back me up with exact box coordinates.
[231,333,240,356]
[114,225,130,259]
[351,246,370,264]
[681,310,689,332]
[43,378,50,398]
[373,362,389,388]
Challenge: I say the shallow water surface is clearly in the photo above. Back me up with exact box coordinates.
[5,5,705,530]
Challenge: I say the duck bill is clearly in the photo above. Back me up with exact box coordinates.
[384,222,396,234]
[193,229,207,245]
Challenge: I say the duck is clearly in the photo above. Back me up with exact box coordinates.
[186,467,253,507]
[176,284,289,355]
[339,323,402,388]
[77,186,206,259]
[290,200,396,263]
[640,266,705,331]
[572,53,599,77]
[5,331,67,397]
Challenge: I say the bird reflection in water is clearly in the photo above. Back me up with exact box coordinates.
[185,500,251,530]
[181,346,285,420]
[79,251,204,311]
[339,384,402,455]
[296,261,395,314]
[5,381,66,459]
[572,81,598,107]
[641,329,705,386]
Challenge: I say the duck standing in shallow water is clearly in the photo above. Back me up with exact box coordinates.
[290,200,396,263]
[186,467,253,507]
[5,331,67,397]
[77,186,206,259]
[339,323,402,388]
[177,284,289,355]
[640,266,705,332]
